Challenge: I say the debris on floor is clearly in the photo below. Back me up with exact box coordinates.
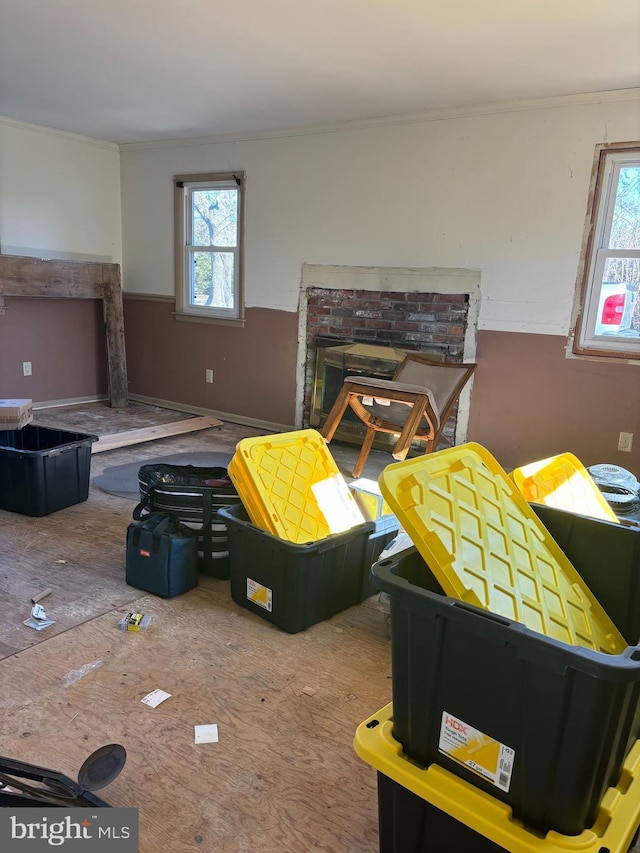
[119,612,152,632]
[194,724,219,744]
[23,602,55,631]
[30,587,52,605]
[141,688,171,708]
[62,658,104,688]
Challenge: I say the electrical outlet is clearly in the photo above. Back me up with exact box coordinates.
[205,368,214,383]
[23,361,32,377]
[618,432,633,452]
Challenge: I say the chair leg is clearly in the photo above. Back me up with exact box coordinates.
[321,385,353,443]
[353,426,376,478]
[392,399,428,461]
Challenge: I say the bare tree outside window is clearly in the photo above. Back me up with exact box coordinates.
[174,173,245,324]
[191,189,238,308]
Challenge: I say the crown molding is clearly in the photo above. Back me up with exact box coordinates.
[119,88,640,152]
[0,116,119,152]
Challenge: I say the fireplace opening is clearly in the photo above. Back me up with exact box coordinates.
[310,337,448,452]
[298,265,479,455]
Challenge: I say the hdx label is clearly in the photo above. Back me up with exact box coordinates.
[439,711,515,792]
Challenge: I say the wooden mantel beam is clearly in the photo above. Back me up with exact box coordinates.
[0,254,129,408]
[0,255,109,298]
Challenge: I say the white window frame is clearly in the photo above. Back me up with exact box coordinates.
[174,172,245,326]
[572,143,640,359]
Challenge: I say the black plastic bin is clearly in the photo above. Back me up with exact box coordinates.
[531,503,640,644]
[377,773,504,853]
[219,503,395,633]
[371,546,640,836]
[0,425,98,516]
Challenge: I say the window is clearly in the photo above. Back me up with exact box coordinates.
[573,144,640,358]
[174,172,245,324]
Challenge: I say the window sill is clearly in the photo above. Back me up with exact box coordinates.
[173,312,246,328]
[567,335,640,363]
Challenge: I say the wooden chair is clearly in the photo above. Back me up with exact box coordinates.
[321,353,477,477]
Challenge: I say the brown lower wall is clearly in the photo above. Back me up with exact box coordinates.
[0,297,107,403]
[125,301,640,472]
[123,297,299,426]
[2,294,638,476]
[467,330,640,471]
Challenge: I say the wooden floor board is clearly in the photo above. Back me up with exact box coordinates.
[93,416,224,453]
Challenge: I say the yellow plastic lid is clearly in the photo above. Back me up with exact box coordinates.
[378,443,626,653]
[354,703,640,853]
[510,452,619,523]
[230,429,365,543]
[227,454,275,534]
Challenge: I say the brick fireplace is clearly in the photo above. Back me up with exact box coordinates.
[297,264,481,450]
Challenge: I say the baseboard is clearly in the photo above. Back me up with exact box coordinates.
[128,394,292,434]
[33,395,108,410]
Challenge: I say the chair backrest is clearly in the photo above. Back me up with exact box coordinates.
[394,354,477,420]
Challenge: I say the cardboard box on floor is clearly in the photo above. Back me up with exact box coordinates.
[0,399,33,431]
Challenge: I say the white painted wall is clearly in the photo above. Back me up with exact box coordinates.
[0,118,122,263]
[120,92,640,335]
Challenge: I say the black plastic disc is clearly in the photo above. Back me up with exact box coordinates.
[77,744,126,791]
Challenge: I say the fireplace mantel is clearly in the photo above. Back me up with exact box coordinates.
[296,264,481,441]
[300,263,480,295]
[0,253,127,407]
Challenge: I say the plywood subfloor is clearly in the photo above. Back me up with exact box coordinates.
[5,403,634,852]
[0,404,265,659]
[0,582,390,853]
[33,400,200,435]
[0,402,390,852]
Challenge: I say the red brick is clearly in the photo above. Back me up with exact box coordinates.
[434,293,468,303]
[365,319,392,330]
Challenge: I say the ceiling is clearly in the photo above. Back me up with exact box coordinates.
[1,0,639,145]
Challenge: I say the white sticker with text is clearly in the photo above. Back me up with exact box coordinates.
[247,578,273,612]
[439,711,515,792]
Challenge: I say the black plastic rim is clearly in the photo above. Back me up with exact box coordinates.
[77,744,126,792]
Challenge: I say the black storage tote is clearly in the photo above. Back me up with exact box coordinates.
[0,425,98,516]
[371,546,640,837]
[126,511,198,597]
[137,464,242,579]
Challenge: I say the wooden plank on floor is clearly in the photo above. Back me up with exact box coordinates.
[92,416,223,453]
